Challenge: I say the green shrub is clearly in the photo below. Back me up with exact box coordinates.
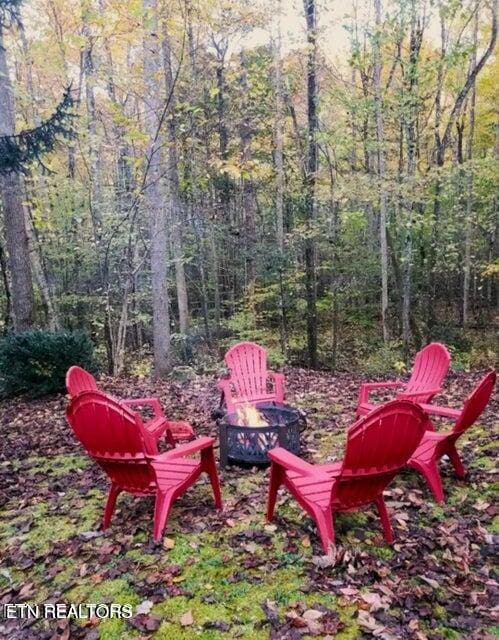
[360,340,406,376]
[0,330,97,397]
[431,324,472,352]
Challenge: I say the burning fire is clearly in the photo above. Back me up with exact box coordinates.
[235,403,269,428]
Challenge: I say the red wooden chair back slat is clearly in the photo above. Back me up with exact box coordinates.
[335,401,426,508]
[225,341,268,400]
[402,343,450,401]
[66,365,98,397]
[453,370,496,435]
[66,391,156,493]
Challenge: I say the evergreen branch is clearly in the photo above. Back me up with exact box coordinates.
[0,86,76,175]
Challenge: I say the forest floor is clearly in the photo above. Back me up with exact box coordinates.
[0,368,497,640]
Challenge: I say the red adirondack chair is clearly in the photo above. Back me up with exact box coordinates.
[267,400,427,552]
[356,342,451,416]
[66,390,222,540]
[218,342,285,413]
[66,365,194,443]
[408,370,496,502]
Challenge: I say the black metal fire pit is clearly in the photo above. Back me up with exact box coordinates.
[219,404,301,468]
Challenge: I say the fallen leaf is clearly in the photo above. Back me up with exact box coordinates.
[180,610,194,626]
[419,575,440,589]
[163,537,175,550]
[135,600,154,615]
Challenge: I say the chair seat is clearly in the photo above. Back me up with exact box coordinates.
[152,457,200,492]
[285,462,343,509]
[285,471,335,508]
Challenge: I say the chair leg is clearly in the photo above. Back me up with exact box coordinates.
[310,505,335,553]
[153,491,173,541]
[447,445,466,479]
[410,458,445,503]
[201,448,222,509]
[103,484,122,529]
[375,496,393,544]
[266,463,284,521]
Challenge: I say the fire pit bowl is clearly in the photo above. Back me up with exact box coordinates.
[219,404,301,468]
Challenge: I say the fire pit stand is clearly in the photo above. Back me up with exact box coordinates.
[219,404,301,468]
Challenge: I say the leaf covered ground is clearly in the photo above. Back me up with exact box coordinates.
[0,368,497,640]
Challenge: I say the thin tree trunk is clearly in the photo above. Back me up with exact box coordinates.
[324,149,339,370]
[303,0,318,368]
[239,51,257,302]
[81,0,103,242]
[26,214,60,329]
[273,0,288,355]
[402,0,423,355]
[462,6,478,327]
[162,22,189,336]
[373,0,389,341]
[208,206,221,330]
[143,0,171,376]
[81,0,116,369]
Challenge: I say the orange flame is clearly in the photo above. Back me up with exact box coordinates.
[235,403,269,427]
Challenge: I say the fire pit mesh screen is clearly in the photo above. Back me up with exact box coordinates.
[220,405,301,467]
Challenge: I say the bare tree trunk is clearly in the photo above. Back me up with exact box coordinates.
[273,0,288,355]
[185,0,210,339]
[26,214,60,329]
[324,149,339,370]
[47,0,78,176]
[402,0,423,355]
[143,0,171,376]
[162,22,189,336]
[239,51,257,302]
[81,0,117,370]
[373,0,389,341]
[462,6,478,327]
[303,0,318,368]
[81,0,103,241]
[0,25,35,331]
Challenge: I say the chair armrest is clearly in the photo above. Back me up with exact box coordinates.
[162,436,215,459]
[358,381,404,405]
[268,372,285,402]
[397,387,443,400]
[217,379,236,413]
[418,403,461,420]
[122,397,164,418]
[268,447,331,481]
[144,416,176,446]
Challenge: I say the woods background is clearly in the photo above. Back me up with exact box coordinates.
[0,0,497,377]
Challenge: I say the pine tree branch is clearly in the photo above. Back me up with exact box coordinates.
[0,86,76,175]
